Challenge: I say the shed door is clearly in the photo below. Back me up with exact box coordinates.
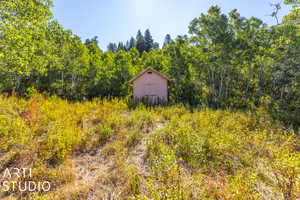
[144,83,158,102]
[145,83,157,96]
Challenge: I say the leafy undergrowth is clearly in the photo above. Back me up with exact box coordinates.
[0,94,299,200]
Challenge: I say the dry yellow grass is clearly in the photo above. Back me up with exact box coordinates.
[0,95,299,200]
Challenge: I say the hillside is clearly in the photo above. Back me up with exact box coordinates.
[0,94,299,200]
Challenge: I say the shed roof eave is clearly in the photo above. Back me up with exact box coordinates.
[128,67,171,84]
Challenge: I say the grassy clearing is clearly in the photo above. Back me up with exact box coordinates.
[0,94,299,200]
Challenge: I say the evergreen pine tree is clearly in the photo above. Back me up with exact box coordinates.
[107,43,117,52]
[125,40,130,50]
[163,34,173,47]
[85,36,100,50]
[117,42,125,51]
[144,29,154,52]
[129,37,136,49]
[136,30,145,53]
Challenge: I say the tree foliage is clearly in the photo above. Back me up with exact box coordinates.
[0,1,299,127]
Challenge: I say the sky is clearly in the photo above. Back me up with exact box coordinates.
[52,0,290,49]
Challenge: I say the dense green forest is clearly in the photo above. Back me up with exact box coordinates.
[0,0,299,127]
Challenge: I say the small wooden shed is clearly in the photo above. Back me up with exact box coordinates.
[128,67,170,103]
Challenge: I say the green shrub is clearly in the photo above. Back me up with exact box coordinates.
[98,124,113,145]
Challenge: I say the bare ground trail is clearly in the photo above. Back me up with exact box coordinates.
[73,121,165,200]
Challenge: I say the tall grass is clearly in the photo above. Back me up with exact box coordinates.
[0,94,299,200]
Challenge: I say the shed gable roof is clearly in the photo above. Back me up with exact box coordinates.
[128,67,171,84]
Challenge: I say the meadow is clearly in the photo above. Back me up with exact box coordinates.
[0,94,299,200]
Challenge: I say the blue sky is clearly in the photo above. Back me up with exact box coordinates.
[52,0,290,49]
